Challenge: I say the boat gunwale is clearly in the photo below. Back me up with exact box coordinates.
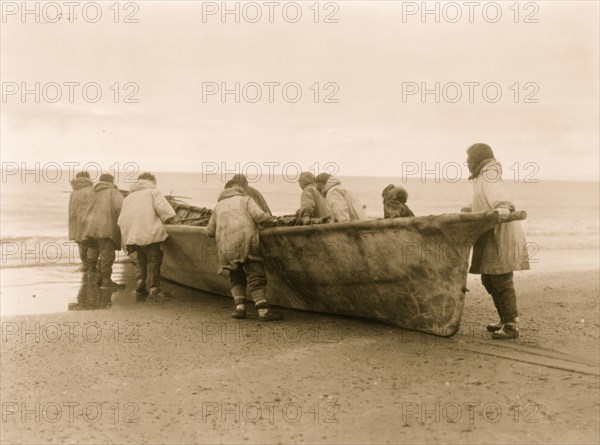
[164,210,526,235]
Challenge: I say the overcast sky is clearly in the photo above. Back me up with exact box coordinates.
[1,1,598,180]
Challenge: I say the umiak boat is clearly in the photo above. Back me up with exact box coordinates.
[161,200,526,337]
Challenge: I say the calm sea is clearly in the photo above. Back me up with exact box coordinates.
[1,170,598,269]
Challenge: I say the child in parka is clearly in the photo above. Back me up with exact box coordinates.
[382,185,415,218]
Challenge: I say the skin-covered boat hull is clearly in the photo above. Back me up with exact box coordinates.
[162,211,521,336]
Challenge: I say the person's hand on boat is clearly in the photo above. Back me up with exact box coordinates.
[165,215,181,224]
[495,207,511,220]
[260,217,281,228]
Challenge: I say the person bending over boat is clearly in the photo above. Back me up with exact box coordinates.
[230,173,272,215]
[297,171,332,224]
[382,185,415,218]
[69,171,97,272]
[315,172,331,195]
[463,143,530,339]
[319,176,367,223]
[118,172,181,301]
[80,173,125,288]
[206,183,283,321]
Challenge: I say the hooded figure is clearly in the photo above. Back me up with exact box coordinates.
[69,174,93,242]
[118,178,177,247]
[298,172,332,221]
[69,172,96,270]
[382,185,414,218]
[315,172,332,194]
[206,185,282,321]
[465,143,530,340]
[320,177,367,223]
[81,174,124,287]
[230,173,272,215]
[118,173,179,299]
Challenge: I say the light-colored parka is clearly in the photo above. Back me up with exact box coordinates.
[469,161,530,275]
[68,177,93,242]
[321,177,367,223]
[81,181,124,248]
[118,179,176,247]
[206,188,274,272]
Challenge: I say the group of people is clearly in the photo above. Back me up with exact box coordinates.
[68,172,179,300]
[205,172,415,321]
[69,143,529,338]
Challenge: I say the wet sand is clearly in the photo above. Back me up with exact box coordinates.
[1,263,599,444]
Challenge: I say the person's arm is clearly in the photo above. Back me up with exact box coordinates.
[482,176,514,211]
[246,198,276,226]
[112,190,124,215]
[327,189,350,223]
[206,211,217,238]
[152,191,177,223]
[299,188,316,218]
[68,194,76,238]
[248,187,272,215]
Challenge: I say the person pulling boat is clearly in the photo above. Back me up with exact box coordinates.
[463,143,531,339]
[315,174,367,223]
[206,182,283,321]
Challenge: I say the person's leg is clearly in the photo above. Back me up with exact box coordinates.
[490,272,519,339]
[136,245,148,294]
[244,260,282,321]
[481,274,503,331]
[97,239,122,287]
[99,238,115,277]
[77,241,88,271]
[146,243,163,290]
[228,263,247,318]
[493,273,518,320]
[86,239,99,273]
[146,243,170,300]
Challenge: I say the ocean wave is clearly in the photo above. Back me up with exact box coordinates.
[0,235,70,244]
[1,257,134,270]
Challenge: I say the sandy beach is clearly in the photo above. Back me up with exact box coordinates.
[1,261,598,445]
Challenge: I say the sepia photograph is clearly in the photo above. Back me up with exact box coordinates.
[1,1,599,444]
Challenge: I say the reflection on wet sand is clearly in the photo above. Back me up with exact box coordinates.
[68,275,116,311]
[0,263,138,316]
